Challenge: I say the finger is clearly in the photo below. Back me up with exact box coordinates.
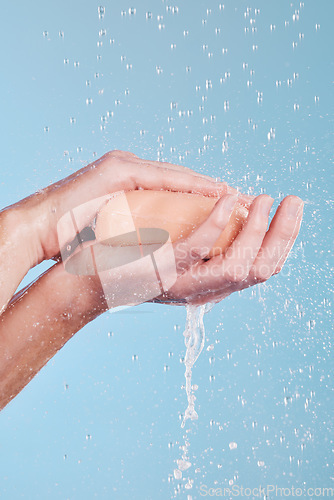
[173,194,238,274]
[274,201,303,274]
[219,194,274,282]
[134,156,234,185]
[127,163,231,197]
[248,195,304,282]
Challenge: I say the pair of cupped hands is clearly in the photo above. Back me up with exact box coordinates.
[1,150,304,316]
[0,150,303,410]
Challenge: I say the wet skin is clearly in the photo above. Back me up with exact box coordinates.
[0,150,303,410]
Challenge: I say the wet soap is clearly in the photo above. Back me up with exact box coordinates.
[95,190,249,258]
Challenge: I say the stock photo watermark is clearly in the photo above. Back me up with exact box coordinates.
[199,484,333,497]
[57,191,303,313]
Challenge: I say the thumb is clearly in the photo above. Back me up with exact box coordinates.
[173,194,238,274]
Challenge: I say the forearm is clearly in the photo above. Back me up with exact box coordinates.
[0,262,107,411]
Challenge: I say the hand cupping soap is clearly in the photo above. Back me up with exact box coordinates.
[95,190,249,258]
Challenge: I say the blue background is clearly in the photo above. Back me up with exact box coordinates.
[0,0,333,498]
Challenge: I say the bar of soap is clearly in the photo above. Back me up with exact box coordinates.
[95,190,248,258]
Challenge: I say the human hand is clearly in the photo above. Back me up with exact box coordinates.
[0,150,247,410]
[150,193,303,305]
[0,150,236,314]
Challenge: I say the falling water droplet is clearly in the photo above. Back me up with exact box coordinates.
[98,6,105,20]
[174,469,182,480]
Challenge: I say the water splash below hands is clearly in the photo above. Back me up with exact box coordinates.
[181,302,214,428]
[173,302,214,493]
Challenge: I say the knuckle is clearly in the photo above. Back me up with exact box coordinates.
[109,149,124,157]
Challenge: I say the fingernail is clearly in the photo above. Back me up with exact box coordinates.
[260,196,274,216]
[223,195,238,212]
[287,198,303,218]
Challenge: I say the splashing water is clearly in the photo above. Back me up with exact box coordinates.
[181,303,214,429]
[173,302,214,491]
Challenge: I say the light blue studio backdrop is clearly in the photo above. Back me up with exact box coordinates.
[0,0,333,499]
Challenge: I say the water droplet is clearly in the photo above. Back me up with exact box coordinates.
[185,479,193,490]
[98,6,105,20]
[206,79,212,90]
[292,11,299,22]
[174,469,182,480]
[267,127,275,141]
[222,140,228,153]
[177,459,191,471]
